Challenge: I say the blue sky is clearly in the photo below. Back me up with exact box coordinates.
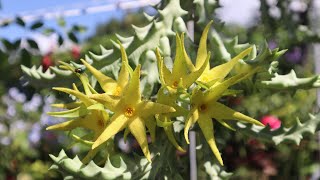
[0,0,259,52]
[0,0,127,41]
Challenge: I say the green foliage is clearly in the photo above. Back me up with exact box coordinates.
[13,0,320,179]
[237,113,320,145]
[49,149,151,180]
[203,161,232,180]
[261,70,320,90]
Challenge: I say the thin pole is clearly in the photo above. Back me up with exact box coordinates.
[310,0,320,179]
[187,20,197,180]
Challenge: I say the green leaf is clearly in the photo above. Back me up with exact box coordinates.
[72,25,87,33]
[43,28,55,35]
[20,48,31,66]
[27,39,39,49]
[260,70,320,90]
[237,113,320,145]
[57,17,66,27]
[204,161,232,179]
[13,39,21,49]
[1,38,14,50]
[15,16,25,27]
[68,32,78,43]
[0,49,8,60]
[30,21,44,29]
[49,149,151,179]
[58,34,64,46]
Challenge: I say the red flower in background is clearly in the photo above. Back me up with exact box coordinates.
[41,53,54,72]
[261,115,281,130]
[71,45,81,60]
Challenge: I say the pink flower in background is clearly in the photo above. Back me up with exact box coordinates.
[71,45,81,60]
[41,53,54,71]
[261,115,281,130]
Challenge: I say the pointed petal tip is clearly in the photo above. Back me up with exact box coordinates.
[184,130,190,144]
[52,87,64,91]
[169,107,176,113]
[177,147,186,153]
[80,59,86,64]
[257,121,266,127]
[146,153,151,162]
[46,126,54,131]
[91,142,100,150]
[219,161,224,166]
[46,111,54,116]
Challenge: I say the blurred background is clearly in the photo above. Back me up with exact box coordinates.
[0,0,319,179]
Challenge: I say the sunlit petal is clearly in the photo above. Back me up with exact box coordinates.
[128,117,151,162]
[137,101,175,118]
[80,59,117,93]
[195,20,213,70]
[122,65,141,105]
[53,87,95,107]
[92,114,129,149]
[197,114,223,165]
[209,102,264,126]
[184,108,199,144]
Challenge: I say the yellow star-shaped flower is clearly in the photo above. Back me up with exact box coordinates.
[184,72,264,166]
[46,62,110,164]
[81,42,132,96]
[190,21,254,88]
[90,65,176,161]
[156,32,210,93]
[155,87,188,152]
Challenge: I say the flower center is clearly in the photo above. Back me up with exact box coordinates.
[172,81,178,88]
[198,104,207,112]
[97,119,105,128]
[113,86,122,96]
[124,107,135,117]
[200,74,209,82]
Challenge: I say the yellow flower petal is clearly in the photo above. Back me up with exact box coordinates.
[137,101,176,118]
[181,33,196,72]
[204,46,253,83]
[59,61,92,95]
[197,114,223,166]
[216,118,236,131]
[122,65,141,105]
[118,43,132,88]
[156,115,174,127]
[144,116,156,142]
[82,147,101,164]
[72,83,80,92]
[204,73,246,102]
[47,111,108,137]
[163,123,186,152]
[182,51,211,88]
[128,117,151,162]
[172,34,188,78]
[195,20,213,70]
[80,59,118,94]
[92,114,128,149]
[47,105,88,118]
[156,48,173,86]
[209,102,264,126]
[46,118,82,131]
[53,87,95,107]
[184,108,199,144]
[51,102,81,109]
[89,93,120,112]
